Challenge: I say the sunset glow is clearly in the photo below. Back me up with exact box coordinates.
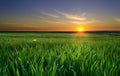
[78,28,84,32]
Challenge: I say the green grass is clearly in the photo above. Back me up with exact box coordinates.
[0,33,120,76]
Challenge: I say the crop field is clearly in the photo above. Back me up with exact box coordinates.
[0,33,120,76]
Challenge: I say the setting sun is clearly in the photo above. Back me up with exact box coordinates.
[78,28,84,32]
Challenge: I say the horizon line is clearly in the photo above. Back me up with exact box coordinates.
[0,30,120,33]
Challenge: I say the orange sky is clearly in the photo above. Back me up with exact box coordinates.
[0,23,120,31]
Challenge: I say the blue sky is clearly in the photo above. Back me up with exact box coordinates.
[0,0,120,31]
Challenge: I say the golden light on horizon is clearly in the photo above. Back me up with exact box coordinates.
[77,27,84,32]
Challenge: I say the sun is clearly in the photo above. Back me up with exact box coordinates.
[78,28,84,32]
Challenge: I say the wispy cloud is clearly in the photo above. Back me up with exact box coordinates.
[40,19,66,24]
[39,10,99,25]
[114,18,120,22]
[55,10,86,21]
[69,21,86,24]
[81,12,87,16]
[42,12,59,18]
[86,19,96,24]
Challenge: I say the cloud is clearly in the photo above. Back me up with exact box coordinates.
[55,10,86,21]
[86,20,96,23]
[81,12,87,16]
[42,12,59,18]
[114,18,120,22]
[40,19,66,24]
[39,10,99,25]
[69,21,86,24]
[68,19,101,24]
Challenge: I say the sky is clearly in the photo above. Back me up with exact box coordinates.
[0,0,120,31]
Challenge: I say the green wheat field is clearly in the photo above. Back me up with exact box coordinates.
[0,33,120,76]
